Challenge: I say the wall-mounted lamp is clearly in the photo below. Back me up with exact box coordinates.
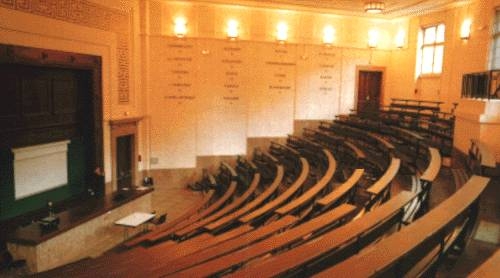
[460,19,472,40]
[395,29,405,48]
[323,25,335,45]
[368,29,379,48]
[174,17,187,38]
[276,22,288,43]
[226,19,239,40]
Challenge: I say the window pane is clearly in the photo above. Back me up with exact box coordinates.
[433,45,444,73]
[496,10,500,32]
[422,46,434,74]
[424,26,436,44]
[436,24,445,43]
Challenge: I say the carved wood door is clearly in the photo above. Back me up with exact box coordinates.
[357,70,383,113]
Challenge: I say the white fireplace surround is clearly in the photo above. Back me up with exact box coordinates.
[12,140,70,200]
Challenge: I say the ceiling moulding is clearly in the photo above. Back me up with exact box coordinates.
[190,0,472,19]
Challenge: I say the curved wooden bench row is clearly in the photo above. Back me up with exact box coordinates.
[147,215,300,276]
[339,114,438,173]
[205,154,285,233]
[316,168,364,210]
[320,121,393,172]
[404,147,441,222]
[240,156,309,224]
[319,175,490,278]
[186,168,216,191]
[65,215,299,278]
[165,204,357,277]
[146,172,237,243]
[322,120,395,155]
[303,128,366,176]
[228,191,416,278]
[275,146,336,217]
[350,158,400,217]
[269,141,302,175]
[172,170,260,239]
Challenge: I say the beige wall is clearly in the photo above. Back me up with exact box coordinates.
[143,0,398,169]
[388,0,500,161]
[1,0,498,191]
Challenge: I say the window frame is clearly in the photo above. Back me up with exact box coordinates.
[416,23,445,77]
[489,8,500,70]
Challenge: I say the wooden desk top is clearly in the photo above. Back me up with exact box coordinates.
[205,166,284,231]
[318,175,490,278]
[175,175,260,237]
[367,158,400,195]
[420,147,441,182]
[147,182,237,242]
[275,149,335,216]
[316,168,364,207]
[239,157,309,223]
[390,126,425,141]
[343,141,367,159]
[151,214,298,276]
[227,191,416,278]
[7,188,153,245]
[168,204,357,277]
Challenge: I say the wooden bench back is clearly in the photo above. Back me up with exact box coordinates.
[227,191,416,278]
[319,175,490,278]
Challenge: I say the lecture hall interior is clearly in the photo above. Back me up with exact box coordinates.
[0,0,499,277]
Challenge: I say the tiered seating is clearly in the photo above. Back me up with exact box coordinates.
[123,175,216,248]
[226,191,416,277]
[239,142,310,224]
[143,162,238,243]
[124,163,238,248]
[172,159,260,239]
[204,150,284,233]
[318,175,490,278]
[39,102,490,278]
[355,98,456,157]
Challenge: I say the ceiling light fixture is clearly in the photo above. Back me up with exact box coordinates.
[364,1,385,14]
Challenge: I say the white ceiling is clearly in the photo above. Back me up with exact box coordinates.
[198,0,470,18]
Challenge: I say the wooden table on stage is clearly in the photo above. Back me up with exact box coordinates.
[115,212,155,240]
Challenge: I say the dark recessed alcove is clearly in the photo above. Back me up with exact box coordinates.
[0,44,103,222]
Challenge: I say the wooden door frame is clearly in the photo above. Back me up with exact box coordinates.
[354,66,386,112]
[109,117,142,192]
